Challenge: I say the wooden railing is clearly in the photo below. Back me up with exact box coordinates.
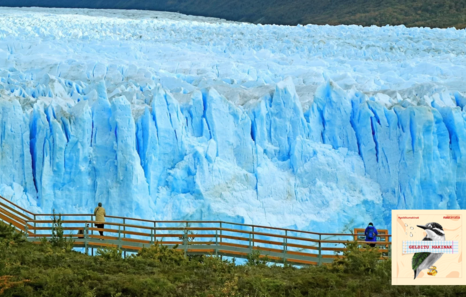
[0,196,391,265]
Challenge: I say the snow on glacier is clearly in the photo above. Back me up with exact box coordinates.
[0,7,466,233]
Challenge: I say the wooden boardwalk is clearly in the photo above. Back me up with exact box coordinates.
[0,196,391,265]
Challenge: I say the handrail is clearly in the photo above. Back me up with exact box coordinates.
[27,212,393,238]
[24,222,391,245]
[24,217,391,238]
[0,196,34,217]
[0,201,32,221]
[0,195,391,265]
[23,219,392,238]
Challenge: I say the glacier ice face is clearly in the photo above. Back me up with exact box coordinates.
[0,7,466,232]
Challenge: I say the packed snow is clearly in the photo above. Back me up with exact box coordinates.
[1,7,466,232]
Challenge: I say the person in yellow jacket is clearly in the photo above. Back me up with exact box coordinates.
[94,202,106,236]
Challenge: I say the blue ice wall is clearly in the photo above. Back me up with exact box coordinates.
[1,72,466,233]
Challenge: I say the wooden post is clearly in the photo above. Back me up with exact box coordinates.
[219,222,222,260]
[123,218,126,258]
[219,222,222,244]
[91,215,94,236]
[318,234,322,266]
[59,214,62,237]
[33,214,36,235]
[84,223,88,255]
[184,222,188,256]
[215,229,218,257]
[118,225,121,249]
[90,215,93,256]
[283,230,287,264]
[252,226,255,249]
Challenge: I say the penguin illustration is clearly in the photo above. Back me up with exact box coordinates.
[412,222,445,279]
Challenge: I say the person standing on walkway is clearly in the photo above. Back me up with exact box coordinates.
[94,202,106,236]
[364,222,378,247]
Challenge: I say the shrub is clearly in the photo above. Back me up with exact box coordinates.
[135,241,187,265]
[96,246,123,261]
[49,210,74,252]
[0,276,30,295]
[246,249,269,267]
[331,241,381,274]
[0,222,25,243]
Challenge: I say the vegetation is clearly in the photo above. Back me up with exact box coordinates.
[4,0,466,28]
[48,210,75,252]
[1,221,466,296]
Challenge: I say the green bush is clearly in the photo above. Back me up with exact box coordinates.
[135,241,187,266]
[96,246,123,261]
[49,210,74,252]
[0,222,25,243]
[331,241,381,274]
[246,249,269,267]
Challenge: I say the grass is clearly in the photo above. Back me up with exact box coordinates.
[1,221,466,296]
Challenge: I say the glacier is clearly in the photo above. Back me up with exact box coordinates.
[0,7,466,233]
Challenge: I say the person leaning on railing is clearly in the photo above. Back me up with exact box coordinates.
[364,222,378,247]
[94,202,106,237]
